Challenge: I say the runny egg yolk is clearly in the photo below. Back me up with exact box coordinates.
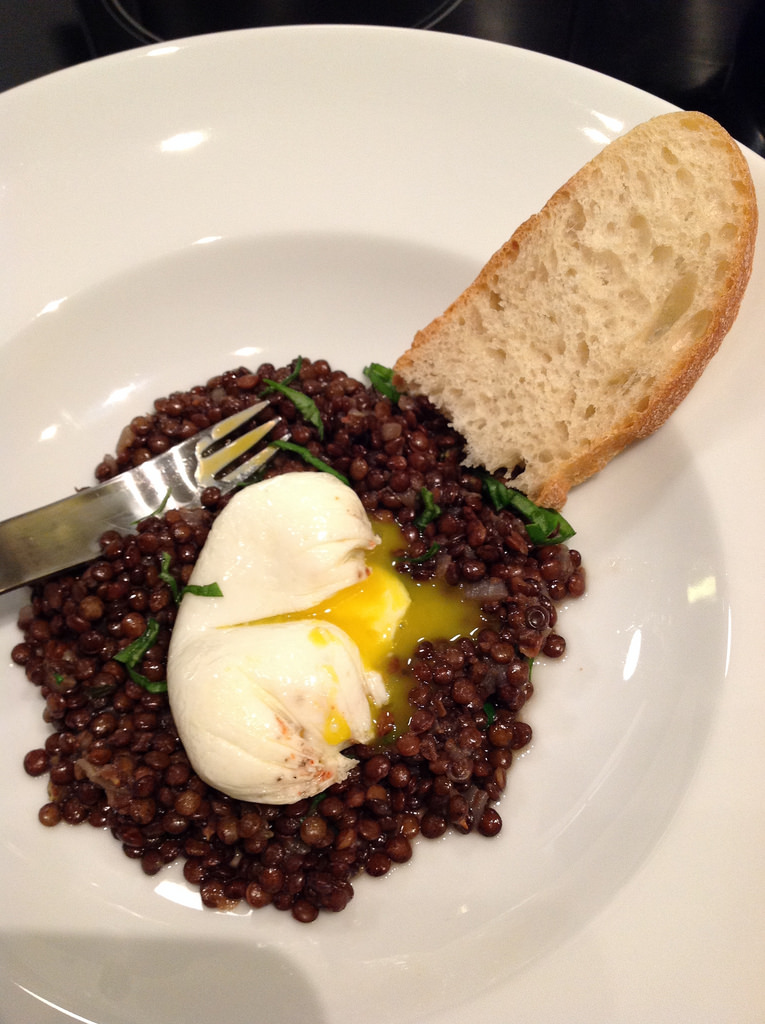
[305,628,355,746]
[263,520,486,734]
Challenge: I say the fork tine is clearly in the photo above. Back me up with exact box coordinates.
[201,400,271,449]
[217,440,279,485]
[196,416,280,481]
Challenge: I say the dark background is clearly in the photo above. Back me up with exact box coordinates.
[0,0,762,153]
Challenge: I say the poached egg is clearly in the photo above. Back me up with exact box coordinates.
[167,472,405,804]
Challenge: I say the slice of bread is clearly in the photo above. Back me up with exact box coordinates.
[394,111,758,508]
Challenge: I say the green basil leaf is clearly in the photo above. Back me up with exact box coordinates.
[114,618,167,693]
[402,542,440,564]
[260,357,302,393]
[279,356,303,388]
[263,378,324,439]
[133,486,172,524]
[160,550,223,603]
[87,683,117,700]
[124,666,168,694]
[307,792,327,816]
[363,362,400,402]
[482,701,497,727]
[481,475,512,514]
[151,487,172,516]
[158,550,180,602]
[182,582,224,599]
[114,617,160,669]
[271,439,350,485]
[415,486,441,528]
[480,474,575,545]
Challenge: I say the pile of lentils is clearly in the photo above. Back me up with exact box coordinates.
[12,357,585,923]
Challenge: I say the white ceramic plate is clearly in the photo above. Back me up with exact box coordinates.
[0,25,763,1024]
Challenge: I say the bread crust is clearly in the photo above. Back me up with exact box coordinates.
[394,111,758,508]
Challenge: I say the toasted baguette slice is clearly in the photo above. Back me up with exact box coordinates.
[394,111,757,508]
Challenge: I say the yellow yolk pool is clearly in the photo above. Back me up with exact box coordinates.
[266,519,486,733]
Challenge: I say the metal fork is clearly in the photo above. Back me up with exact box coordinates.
[0,400,281,595]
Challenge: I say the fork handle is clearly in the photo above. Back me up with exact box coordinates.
[0,476,167,595]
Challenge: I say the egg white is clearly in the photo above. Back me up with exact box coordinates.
[176,471,378,631]
[167,472,396,804]
[169,619,386,804]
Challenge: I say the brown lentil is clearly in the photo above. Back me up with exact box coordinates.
[14,358,585,922]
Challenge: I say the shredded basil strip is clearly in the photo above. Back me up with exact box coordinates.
[363,362,400,403]
[183,581,223,599]
[113,618,168,693]
[482,701,497,727]
[271,439,350,485]
[480,474,575,545]
[88,682,117,700]
[158,550,181,602]
[160,550,222,603]
[262,377,324,439]
[124,668,168,694]
[415,486,441,528]
[51,672,70,692]
[133,486,172,525]
[149,487,172,518]
[307,792,327,815]
[403,541,440,564]
[279,356,303,388]
[114,618,160,669]
[261,356,302,392]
